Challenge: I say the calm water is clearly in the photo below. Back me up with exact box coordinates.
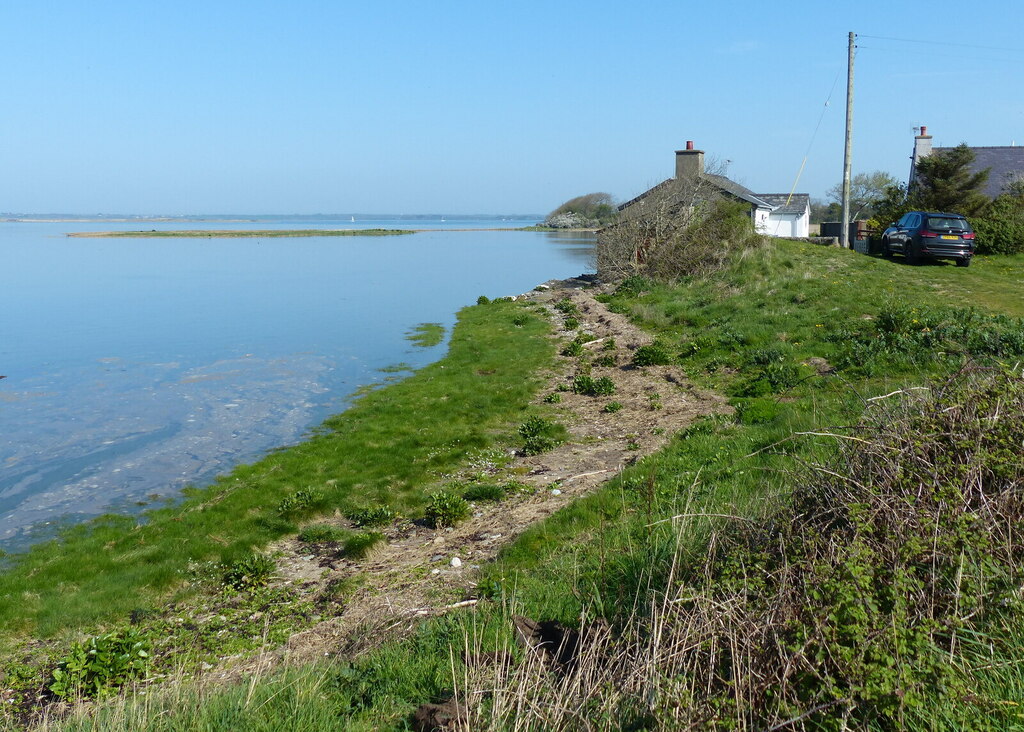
[0,218,594,550]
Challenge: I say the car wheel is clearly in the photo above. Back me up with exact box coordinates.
[905,244,920,265]
[956,257,971,268]
[881,238,893,257]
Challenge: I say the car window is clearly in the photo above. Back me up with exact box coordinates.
[927,217,969,230]
[908,214,921,228]
[897,214,911,226]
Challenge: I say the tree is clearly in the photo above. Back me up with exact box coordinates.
[810,197,841,224]
[870,182,912,229]
[544,192,618,228]
[972,187,1024,255]
[826,171,898,220]
[911,143,990,216]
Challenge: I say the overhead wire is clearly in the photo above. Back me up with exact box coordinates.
[855,43,1021,66]
[856,34,1024,54]
[784,63,845,206]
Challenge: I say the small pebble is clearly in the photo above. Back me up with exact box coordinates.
[431,568,441,575]
[450,557,462,568]
[551,488,562,496]
[430,554,444,562]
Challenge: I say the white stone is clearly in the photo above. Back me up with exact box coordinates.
[551,488,562,496]
[450,557,463,568]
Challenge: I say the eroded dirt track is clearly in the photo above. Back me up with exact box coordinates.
[220,279,730,677]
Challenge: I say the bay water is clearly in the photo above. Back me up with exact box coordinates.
[0,217,594,550]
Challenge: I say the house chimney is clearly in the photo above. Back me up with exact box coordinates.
[910,125,934,186]
[676,143,705,179]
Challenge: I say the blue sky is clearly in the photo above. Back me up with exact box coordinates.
[2,1,1022,214]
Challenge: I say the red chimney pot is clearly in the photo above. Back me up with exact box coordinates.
[920,125,927,136]
[686,140,694,150]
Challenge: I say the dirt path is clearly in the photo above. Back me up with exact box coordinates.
[207,277,730,680]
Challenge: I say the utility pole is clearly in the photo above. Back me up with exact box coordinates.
[840,31,855,249]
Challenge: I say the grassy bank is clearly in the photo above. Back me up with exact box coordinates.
[14,244,1024,729]
[66,229,414,238]
[0,299,555,640]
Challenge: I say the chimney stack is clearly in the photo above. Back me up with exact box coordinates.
[910,125,934,185]
[676,142,705,179]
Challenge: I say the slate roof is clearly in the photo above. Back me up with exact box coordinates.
[618,174,774,212]
[934,145,1024,198]
[755,193,811,216]
[704,174,773,208]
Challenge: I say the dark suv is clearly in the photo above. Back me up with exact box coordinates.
[881,211,975,267]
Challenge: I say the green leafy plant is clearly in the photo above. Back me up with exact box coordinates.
[632,343,673,367]
[476,295,490,305]
[595,354,616,367]
[345,506,396,527]
[561,340,584,358]
[425,491,471,528]
[563,317,580,330]
[572,375,616,396]
[277,488,326,517]
[223,552,275,590]
[554,298,580,316]
[602,401,623,413]
[543,392,561,404]
[475,576,505,601]
[49,628,151,699]
[518,416,568,455]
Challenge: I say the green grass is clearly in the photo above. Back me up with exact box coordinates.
[67,228,414,238]
[405,322,446,348]
[0,299,553,637]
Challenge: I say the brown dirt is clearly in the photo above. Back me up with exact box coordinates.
[203,278,730,682]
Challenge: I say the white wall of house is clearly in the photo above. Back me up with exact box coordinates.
[753,207,771,233]
[764,211,810,238]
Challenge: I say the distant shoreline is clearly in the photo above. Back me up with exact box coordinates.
[67,229,416,238]
[65,227,556,238]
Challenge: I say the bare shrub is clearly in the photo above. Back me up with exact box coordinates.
[596,174,765,282]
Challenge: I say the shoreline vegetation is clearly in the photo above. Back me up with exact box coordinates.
[4,243,1024,729]
[66,227,550,238]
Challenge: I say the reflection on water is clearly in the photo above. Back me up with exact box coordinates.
[0,219,594,550]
